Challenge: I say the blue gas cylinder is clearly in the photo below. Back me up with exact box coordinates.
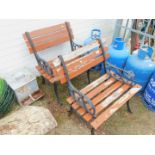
[124,46,155,92]
[107,37,129,74]
[143,72,155,111]
[84,29,102,71]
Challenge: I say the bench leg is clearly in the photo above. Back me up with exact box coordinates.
[87,70,91,84]
[68,106,73,116]
[53,82,62,105]
[41,76,45,84]
[127,101,132,113]
[91,128,95,135]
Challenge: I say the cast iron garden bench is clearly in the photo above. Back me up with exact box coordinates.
[23,22,82,104]
[49,39,142,134]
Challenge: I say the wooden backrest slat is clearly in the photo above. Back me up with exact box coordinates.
[51,41,101,67]
[53,47,109,84]
[30,23,67,37]
[23,22,73,53]
[60,53,108,84]
[25,35,70,53]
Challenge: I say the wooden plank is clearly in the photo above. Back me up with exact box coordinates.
[77,81,123,116]
[85,78,116,99]
[67,78,116,104]
[24,30,69,46]
[28,23,67,38]
[36,66,59,83]
[56,49,109,83]
[70,78,117,113]
[56,48,103,74]
[91,84,141,130]
[66,74,110,104]
[60,54,107,84]
[51,41,101,67]
[82,83,130,122]
[24,35,70,53]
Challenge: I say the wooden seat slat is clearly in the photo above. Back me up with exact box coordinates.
[70,81,123,117]
[90,84,141,130]
[82,84,131,122]
[66,73,110,104]
[68,77,115,107]
[76,81,123,116]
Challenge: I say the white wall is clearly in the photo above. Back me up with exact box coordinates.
[0,19,115,77]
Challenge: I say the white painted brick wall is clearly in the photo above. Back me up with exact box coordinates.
[0,19,115,77]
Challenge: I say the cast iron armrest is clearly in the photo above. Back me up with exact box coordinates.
[71,40,83,50]
[37,56,53,76]
[25,32,54,76]
[105,62,136,85]
[58,54,96,118]
[69,82,96,118]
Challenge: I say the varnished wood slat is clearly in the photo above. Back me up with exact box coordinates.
[76,81,123,116]
[28,23,67,38]
[70,78,117,113]
[23,23,73,53]
[56,48,109,83]
[36,66,59,83]
[60,53,109,84]
[56,48,103,74]
[67,77,115,105]
[80,74,110,94]
[25,35,70,53]
[66,74,110,104]
[51,41,101,67]
[91,84,141,130]
[24,30,69,47]
[82,84,131,122]
[61,56,104,84]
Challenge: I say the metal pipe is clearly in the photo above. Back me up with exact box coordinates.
[140,19,151,47]
[116,22,155,41]
[112,19,123,41]
[123,19,129,39]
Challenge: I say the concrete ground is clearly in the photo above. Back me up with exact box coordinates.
[11,71,155,135]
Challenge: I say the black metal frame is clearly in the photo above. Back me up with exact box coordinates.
[58,55,97,118]
[65,22,83,51]
[57,39,108,125]
[58,39,133,134]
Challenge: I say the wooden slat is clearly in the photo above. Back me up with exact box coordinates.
[55,48,109,83]
[24,35,70,53]
[85,78,116,99]
[67,74,110,104]
[36,66,58,83]
[23,23,73,53]
[76,81,123,116]
[82,84,130,122]
[67,76,114,105]
[51,41,101,67]
[24,30,69,46]
[91,84,141,130]
[29,23,67,38]
[60,54,107,84]
[56,48,103,74]
[71,78,118,113]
